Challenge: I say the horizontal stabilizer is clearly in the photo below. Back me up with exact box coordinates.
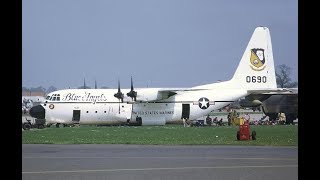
[247,88,296,95]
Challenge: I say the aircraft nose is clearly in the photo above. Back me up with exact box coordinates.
[29,105,45,119]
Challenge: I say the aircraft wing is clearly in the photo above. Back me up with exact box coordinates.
[155,88,297,102]
[157,88,204,100]
[235,88,298,107]
[157,89,178,100]
[134,88,205,102]
[247,88,297,95]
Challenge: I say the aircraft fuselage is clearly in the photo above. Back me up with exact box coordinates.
[39,88,246,125]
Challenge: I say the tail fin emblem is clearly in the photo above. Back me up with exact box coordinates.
[250,48,266,71]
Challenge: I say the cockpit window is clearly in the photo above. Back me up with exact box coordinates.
[49,94,61,101]
[46,96,51,100]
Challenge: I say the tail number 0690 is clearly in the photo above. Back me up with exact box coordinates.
[246,76,267,83]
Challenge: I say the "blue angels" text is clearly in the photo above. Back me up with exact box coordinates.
[62,92,107,102]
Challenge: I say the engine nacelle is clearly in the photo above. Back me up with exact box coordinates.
[134,89,162,102]
[239,99,262,107]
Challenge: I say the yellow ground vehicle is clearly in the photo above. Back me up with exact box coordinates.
[228,110,245,126]
[231,117,245,126]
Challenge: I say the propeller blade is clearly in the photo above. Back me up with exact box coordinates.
[130,76,134,91]
[114,80,123,114]
[127,76,137,101]
[114,80,124,102]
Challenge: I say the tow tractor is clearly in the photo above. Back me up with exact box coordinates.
[22,118,46,130]
[236,120,256,140]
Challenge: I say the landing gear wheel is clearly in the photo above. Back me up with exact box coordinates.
[137,118,142,126]
[38,124,44,129]
[286,114,294,125]
[23,123,31,130]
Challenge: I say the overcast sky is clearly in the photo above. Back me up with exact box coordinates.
[22,0,297,89]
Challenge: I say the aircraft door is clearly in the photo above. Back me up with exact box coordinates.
[121,103,133,120]
[181,104,190,119]
[72,110,81,122]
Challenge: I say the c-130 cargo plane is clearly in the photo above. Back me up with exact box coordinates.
[30,27,290,126]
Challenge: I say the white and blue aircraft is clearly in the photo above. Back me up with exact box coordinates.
[30,27,289,126]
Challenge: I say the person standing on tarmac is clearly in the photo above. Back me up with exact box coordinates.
[206,115,212,126]
[244,113,250,124]
[183,118,187,127]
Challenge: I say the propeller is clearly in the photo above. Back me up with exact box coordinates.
[127,76,137,101]
[114,80,124,114]
[114,80,124,102]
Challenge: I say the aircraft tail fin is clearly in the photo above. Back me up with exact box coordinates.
[229,27,277,90]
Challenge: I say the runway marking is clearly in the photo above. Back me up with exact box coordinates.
[22,164,297,174]
[23,156,297,161]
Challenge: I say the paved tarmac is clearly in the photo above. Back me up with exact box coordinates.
[22,144,297,180]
